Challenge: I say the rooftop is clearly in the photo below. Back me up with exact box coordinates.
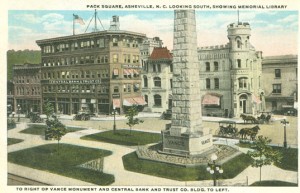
[149,47,172,60]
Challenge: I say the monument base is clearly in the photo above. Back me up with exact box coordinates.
[161,130,214,156]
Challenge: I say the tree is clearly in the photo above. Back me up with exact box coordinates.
[45,115,67,154]
[247,135,282,182]
[43,100,54,119]
[125,106,144,135]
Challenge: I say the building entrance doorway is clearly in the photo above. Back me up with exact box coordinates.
[239,95,248,114]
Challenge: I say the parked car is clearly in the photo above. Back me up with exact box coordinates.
[73,111,91,121]
[162,109,172,120]
[273,107,297,116]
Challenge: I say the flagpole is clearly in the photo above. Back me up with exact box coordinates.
[73,14,75,35]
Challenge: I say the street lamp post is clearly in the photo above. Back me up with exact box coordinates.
[17,105,21,122]
[207,153,223,186]
[280,116,289,148]
[113,106,116,133]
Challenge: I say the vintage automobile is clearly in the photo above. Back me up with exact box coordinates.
[73,111,91,121]
[162,109,172,120]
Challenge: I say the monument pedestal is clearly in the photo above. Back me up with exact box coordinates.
[162,130,214,156]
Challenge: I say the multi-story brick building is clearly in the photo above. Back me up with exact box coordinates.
[36,16,147,115]
[262,55,298,113]
[141,47,173,113]
[12,63,42,114]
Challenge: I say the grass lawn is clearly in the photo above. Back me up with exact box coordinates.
[8,144,114,185]
[251,180,298,186]
[81,129,161,146]
[20,124,86,135]
[122,151,252,181]
[273,147,298,171]
[237,143,298,172]
[7,138,24,145]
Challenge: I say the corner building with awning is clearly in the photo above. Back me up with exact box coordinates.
[36,16,147,115]
[198,21,265,117]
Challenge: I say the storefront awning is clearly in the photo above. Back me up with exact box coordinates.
[252,94,261,104]
[123,69,129,75]
[123,97,147,106]
[202,93,221,105]
[113,99,121,109]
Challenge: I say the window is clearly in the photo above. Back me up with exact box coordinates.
[237,59,241,68]
[237,40,241,48]
[112,37,118,46]
[214,62,218,71]
[133,83,140,92]
[170,79,173,89]
[214,78,219,89]
[238,77,247,89]
[154,94,162,106]
[170,63,173,72]
[153,64,161,72]
[272,101,277,110]
[143,75,148,88]
[124,54,131,63]
[112,54,118,63]
[275,69,281,78]
[97,38,105,48]
[154,77,161,87]
[206,78,210,89]
[205,62,210,71]
[272,84,281,94]
[113,86,119,93]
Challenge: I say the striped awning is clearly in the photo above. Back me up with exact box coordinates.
[123,96,147,106]
[123,69,130,75]
[202,93,221,105]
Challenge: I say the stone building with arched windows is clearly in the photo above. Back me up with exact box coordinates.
[198,22,264,117]
[141,47,173,113]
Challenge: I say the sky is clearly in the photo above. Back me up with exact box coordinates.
[8,10,298,56]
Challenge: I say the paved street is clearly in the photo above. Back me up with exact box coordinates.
[7,114,298,186]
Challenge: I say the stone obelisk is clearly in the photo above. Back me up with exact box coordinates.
[162,10,213,156]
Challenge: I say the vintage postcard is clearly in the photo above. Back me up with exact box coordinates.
[1,0,299,193]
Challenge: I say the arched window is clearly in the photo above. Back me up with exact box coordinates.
[154,94,162,107]
[154,77,161,87]
[143,75,148,88]
[236,36,242,49]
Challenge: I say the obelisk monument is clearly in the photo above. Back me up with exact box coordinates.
[162,10,213,156]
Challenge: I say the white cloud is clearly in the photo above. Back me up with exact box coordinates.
[278,15,298,23]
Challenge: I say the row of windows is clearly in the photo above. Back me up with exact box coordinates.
[144,94,162,107]
[199,53,229,60]
[43,85,108,94]
[43,55,108,67]
[42,37,139,54]
[15,87,41,95]
[206,78,220,89]
[14,75,40,83]
[142,63,173,73]
[42,83,140,94]
[112,54,139,63]
[43,70,109,79]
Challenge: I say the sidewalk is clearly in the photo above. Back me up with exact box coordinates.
[7,122,298,186]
